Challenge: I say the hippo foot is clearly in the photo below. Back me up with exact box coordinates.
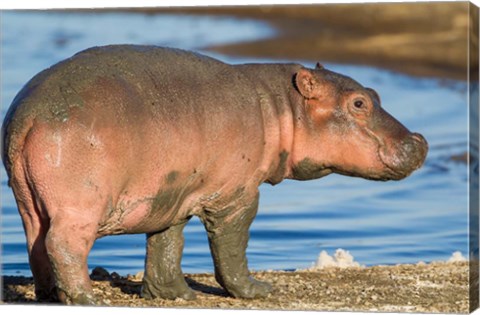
[223,277,272,299]
[73,294,99,306]
[142,278,196,301]
[57,289,99,305]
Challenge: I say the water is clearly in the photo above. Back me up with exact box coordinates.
[0,11,470,276]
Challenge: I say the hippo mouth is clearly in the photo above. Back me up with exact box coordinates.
[331,158,404,182]
[379,135,428,180]
[376,148,411,180]
[364,128,428,181]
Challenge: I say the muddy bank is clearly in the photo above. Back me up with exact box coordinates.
[76,2,476,80]
[2,261,471,313]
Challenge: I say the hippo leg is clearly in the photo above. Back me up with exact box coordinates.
[44,211,98,305]
[9,177,58,302]
[28,230,58,302]
[202,193,272,299]
[142,219,196,300]
[18,204,58,302]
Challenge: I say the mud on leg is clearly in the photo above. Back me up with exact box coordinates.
[201,193,272,299]
[45,213,98,305]
[142,218,195,300]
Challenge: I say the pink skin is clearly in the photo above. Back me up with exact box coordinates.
[14,116,269,303]
[2,46,427,304]
[7,66,279,303]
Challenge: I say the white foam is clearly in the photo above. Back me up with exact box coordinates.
[447,251,467,263]
[302,249,467,272]
[311,249,364,270]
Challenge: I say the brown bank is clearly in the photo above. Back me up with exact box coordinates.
[110,1,476,80]
[2,261,470,313]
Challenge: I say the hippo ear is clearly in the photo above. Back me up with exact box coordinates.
[295,68,320,99]
[366,88,381,104]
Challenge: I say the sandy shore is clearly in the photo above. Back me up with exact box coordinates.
[2,261,472,313]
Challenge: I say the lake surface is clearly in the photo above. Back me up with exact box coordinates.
[0,11,471,276]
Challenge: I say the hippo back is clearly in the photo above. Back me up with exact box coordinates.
[2,45,264,178]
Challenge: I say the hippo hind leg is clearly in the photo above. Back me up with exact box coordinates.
[25,183,103,304]
[44,209,100,305]
[23,207,58,302]
[10,164,99,304]
[201,193,272,299]
[17,122,114,304]
[9,173,57,302]
[142,218,196,300]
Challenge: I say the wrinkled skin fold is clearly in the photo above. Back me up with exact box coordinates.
[1,46,428,304]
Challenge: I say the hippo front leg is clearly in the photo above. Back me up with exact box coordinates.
[142,219,196,300]
[201,193,272,299]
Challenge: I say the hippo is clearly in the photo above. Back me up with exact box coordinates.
[1,45,428,305]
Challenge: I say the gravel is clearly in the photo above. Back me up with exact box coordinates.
[1,261,471,313]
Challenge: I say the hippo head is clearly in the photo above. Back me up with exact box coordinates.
[290,64,428,181]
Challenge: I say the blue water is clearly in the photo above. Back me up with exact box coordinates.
[0,11,470,276]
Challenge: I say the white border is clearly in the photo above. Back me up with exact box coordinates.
[1,1,479,315]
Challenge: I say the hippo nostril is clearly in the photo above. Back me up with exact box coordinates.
[411,134,421,142]
[411,133,428,147]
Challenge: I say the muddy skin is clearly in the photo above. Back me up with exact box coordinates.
[1,45,428,304]
[292,158,333,180]
[165,171,179,185]
[266,150,290,185]
[142,219,196,301]
[46,237,97,305]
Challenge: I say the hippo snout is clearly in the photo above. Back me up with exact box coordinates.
[408,133,428,168]
[380,132,428,180]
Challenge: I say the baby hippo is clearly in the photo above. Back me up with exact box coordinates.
[1,45,428,304]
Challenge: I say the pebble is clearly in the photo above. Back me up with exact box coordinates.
[91,266,110,280]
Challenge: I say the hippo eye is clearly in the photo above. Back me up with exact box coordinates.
[354,100,364,108]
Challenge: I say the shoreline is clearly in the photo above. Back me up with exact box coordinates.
[29,2,474,80]
[2,261,471,313]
